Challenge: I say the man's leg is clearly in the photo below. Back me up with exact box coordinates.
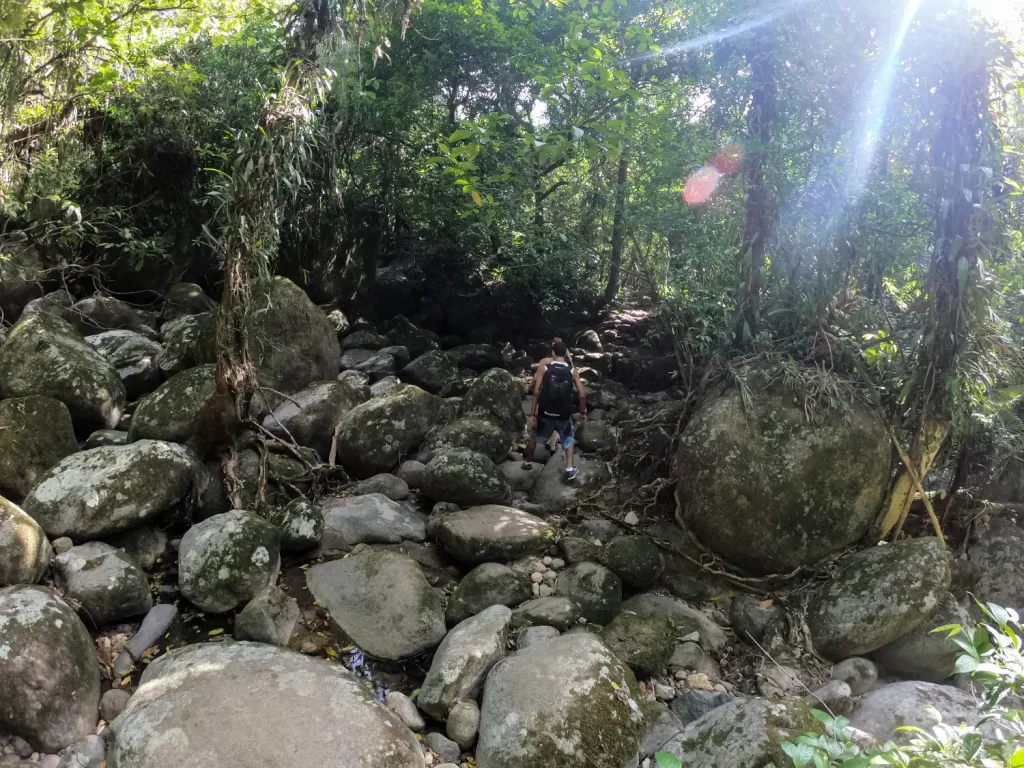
[523,436,537,469]
[562,420,579,479]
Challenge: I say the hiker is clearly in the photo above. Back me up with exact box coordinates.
[524,338,587,480]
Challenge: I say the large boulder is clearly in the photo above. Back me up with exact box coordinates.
[156,313,216,376]
[619,593,728,652]
[399,350,459,394]
[248,277,340,402]
[335,384,450,478]
[808,538,951,660]
[531,453,611,512]
[0,395,78,500]
[85,330,163,399]
[0,497,52,586]
[305,550,447,661]
[476,633,644,768]
[431,505,557,565]
[108,642,425,768]
[600,612,675,677]
[449,344,503,371]
[446,563,532,626]
[849,681,985,743]
[658,698,820,768]
[320,493,427,550]
[674,380,890,574]
[459,369,525,435]
[261,380,366,459]
[158,282,217,327]
[0,313,126,434]
[0,586,100,752]
[967,505,1024,612]
[0,242,45,321]
[70,295,152,336]
[383,315,442,359]
[128,365,218,447]
[421,449,512,506]
[870,593,972,682]
[178,511,281,613]
[422,417,511,464]
[419,605,511,720]
[268,498,324,551]
[21,440,205,539]
[53,542,153,625]
[604,535,663,588]
[555,562,622,625]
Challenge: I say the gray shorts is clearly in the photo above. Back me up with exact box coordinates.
[533,417,574,450]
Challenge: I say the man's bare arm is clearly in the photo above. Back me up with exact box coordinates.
[572,367,587,419]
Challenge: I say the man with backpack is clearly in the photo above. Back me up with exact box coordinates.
[523,338,587,480]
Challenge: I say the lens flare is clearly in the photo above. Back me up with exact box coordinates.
[683,166,721,206]
[709,144,744,177]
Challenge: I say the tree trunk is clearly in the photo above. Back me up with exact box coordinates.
[604,150,629,308]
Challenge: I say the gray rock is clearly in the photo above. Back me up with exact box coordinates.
[447,700,480,749]
[127,604,180,659]
[400,351,459,394]
[0,243,44,322]
[268,497,324,551]
[757,664,807,699]
[424,732,461,764]
[446,563,532,626]
[870,592,971,682]
[422,417,511,465]
[640,702,684,758]
[477,633,644,768]
[0,497,52,586]
[355,473,410,501]
[21,441,204,539]
[604,536,663,588]
[600,612,675,677]
[383,316,442,359]
[70,295,151,336]
[384,691,425,732]
[369,373,401,396]
[0,313,125,434]
[85,330,162,399]
[667,641,705,671]
[158,283,217,327]
[729,594,782,644]
[803,680,854,715]
[57,735,105,768]
[156,313,216,376]
[0,586,100,752]
[108,526,169,570]
[419,605,511,720]
[397,460,427,488]
[660,698,819,767]
[510,597,582,631]
[849,681,986,743]
[448,344,503,371]
[555,562,621,625]
[354,352,398,383]
[320,493,426,549]
[674,381,890,574]
[669,689,734,727]
[178,511,281,613]
[339,348,378,370]
[52,537,73,555]
[574,421,617,456]
[967,506,1024,612]
[808,538,951,659]
[128,365,218,448]
[531,453,611,513]
[560,536,603,564]
[306,550,446,660]
[261,380,366,459]
[830,657,878,696]
[422,449,512,506]
[99,689,132,722]
[620,594,728,652]
[336,384,450,478]
[234,585,299,646]
[458,369,525,435]
[431,505,556,565]
[498,460,543,494]
[108,642,425,768]
[342,330,389,351]
[84,428,128,448]
[0,396,78,501]
[516,625,560,649]
[53,542,153,625]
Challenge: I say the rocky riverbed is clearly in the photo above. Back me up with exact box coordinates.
[1,279,1022,768]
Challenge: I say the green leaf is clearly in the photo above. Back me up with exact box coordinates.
[654,753,681,768]
[952,654,978,675]
[1010,747,1024,767]
[962,732,983,759]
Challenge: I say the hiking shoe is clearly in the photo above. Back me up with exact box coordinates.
[521,461,533,471]
[565,466,579,481]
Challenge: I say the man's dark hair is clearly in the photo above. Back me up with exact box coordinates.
[552,339,568,357]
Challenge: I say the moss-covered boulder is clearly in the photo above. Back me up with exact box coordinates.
[178,510,281,613]
[262,380,366,459]
[620,593,728,652]
[870,592,971,682]
[967,505,1024,613]
[421,449,512,506]
[432,504,556,565]
[658,698,821,768]
[383,315,441,357]
[399,350,460,394]
[449,343,503,371]
[808,538,951,660]
[0,497,52,586]
[575,421,618,456]
[459,368,525,435]
[248,277,340,403]
[336,384,449,478]
[0,313,125,434]
[555,562,622,625]
[109,642,425,768]
[268,497,324,551]
[0,243,45,321]
[21,440,205,539]
[446,563,533,626]
[421,417,512,464]
[477,633,644,768]
[158,282,217,327]
[128,364,218,447]
[53,542,153,626]
[305,550,447,660]
[600,612,675,678]
[0,396,78,501]
[510,596,582,631]
[234,448,312,510]
[85,329,163,399]
[674,381,889,574]
[0,586,100,752]
[157,312,216,376]
[604,535,663,589]
[71,295,153,336]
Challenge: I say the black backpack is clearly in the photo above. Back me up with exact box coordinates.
[539,361,575,419]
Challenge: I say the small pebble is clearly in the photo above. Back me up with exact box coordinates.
[714,683,728,693]
[384,691,425,732]
[548,545,559,556]
[531,582,540,596]
[654,683,676,702]
[542,556,553,566]
[592,539,602,547]
[551,558,565,570]
[680,631,700,643]
[2,746,13,756]
[686,673,714,691]
[529,561,546,573]
[623,511,640,526]
[424,732,461,764]
[674,670,687,680]
[542,569,557,581]
[538,584,554,597]
[530,572,543,584]
[577,616,587,625]
[40,758,60,768]
[52,537,73,555]
[168,538,182,551]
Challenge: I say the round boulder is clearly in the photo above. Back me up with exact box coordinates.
[869,592,971,682]
[431,505,556,565]
[674,380,889,574]
[600,612,675,677]
[399,350,459,394]
[85,330,163,400]
[128,365,218,448]
[268,498,324,551]
[422,417,511,465]
[458,369,525,436]
[604,536,663,588]
[446,563,532,626]
[0,497,53,586]
[555,562,622,625]
[156,313,216,376]
[53,542,153,625]
[421,449,512,507]
[0,396,78,501]
[158,282,217,327]
[178,511,281,613]
[261,380,366,459]
[0,586,100,752]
